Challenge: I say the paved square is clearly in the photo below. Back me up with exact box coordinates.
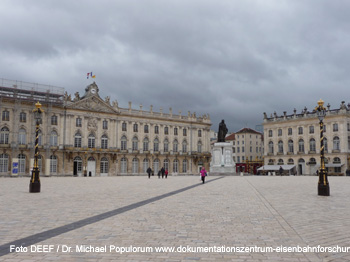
[1,176,350,261]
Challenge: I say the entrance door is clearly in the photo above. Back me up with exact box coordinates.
[87,157,96,177]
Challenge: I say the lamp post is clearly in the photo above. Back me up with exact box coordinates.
[315,99,330,196]
[29,102,43,193]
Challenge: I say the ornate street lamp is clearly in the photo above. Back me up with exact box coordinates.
[29,102,43,193]
[315,99,330,196]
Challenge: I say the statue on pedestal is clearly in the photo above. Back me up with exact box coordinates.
[218,120,228,142]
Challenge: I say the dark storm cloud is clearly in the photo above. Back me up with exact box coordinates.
[1,0,350,132]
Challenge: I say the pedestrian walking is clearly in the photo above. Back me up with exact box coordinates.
[147,167,152,179]
[200,167,207,184]
[161,167,165,179]
[165,169,168,178]
[279,166,283,176]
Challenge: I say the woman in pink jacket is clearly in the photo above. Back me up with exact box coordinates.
[200,167,207,184]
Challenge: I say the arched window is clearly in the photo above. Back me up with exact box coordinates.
[0,127,9,144]
[333,157,341,164]
[164,139,169,152]
[198,141,202,153]
[277,159,284,165]
[88,134,95,148]
[50,155,57,173]
[101,135,108,149]
[287,158,294,165]
[18,128,26,145]
[268,159,274,165]
[268,141,274,154]
[153,138,159,152]
[153,159,159,174]
[333,136,340,150]
[74,132,82,148]
[132,158,139,173]
[182,159,188,173]
[132,136,138,151]
[18,154,26,174]
[164,159,169,171]
[50,131,58,146]
[182,140,187,153]
[288,140,294,153]
[309,138,316,152]
[74,156,82,175]
[298,139,304,153]
[309,158,316,165]
[278,141,283,153]
[100,157,109,173]
[143,137,149,151]
[121,136,127,150]
[143,158,149,173]
[173,139,178,152]
[121,157,127,173]
[173,159,179,173]
[0,153,9,173]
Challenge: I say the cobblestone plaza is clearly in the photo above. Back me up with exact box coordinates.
[1,176,350,261]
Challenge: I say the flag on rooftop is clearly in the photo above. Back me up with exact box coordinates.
[87,72,96,79]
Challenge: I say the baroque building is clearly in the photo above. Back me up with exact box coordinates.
[263,102,350,175]
[0,79,211,177]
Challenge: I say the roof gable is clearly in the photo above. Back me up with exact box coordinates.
[66,95,119,114]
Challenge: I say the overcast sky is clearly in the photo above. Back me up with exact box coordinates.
[1,0,350,133]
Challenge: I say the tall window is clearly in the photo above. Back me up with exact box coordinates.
[2,110,9,121]
[133,123,138,132]
[164,127,169,135]
[74,132,82,147]
[0,153,9,173]
[182,159,187,173]
[183,129,187,136]
[278,141,283,153]
[164,139,169,152]
[88,134,95,148]
[173,139,178,152]
[50,155,57,173]
[278,129,282,136]
[153,138,159,152]
[268,141,274,154]
[100,157,109,173]
[198,130,202,137]
[18,128,26,145]
[288,140,294,153]
[132,158,139,173]
[38,130,43,146]
[143,159,149,173]
[103,120,108,130]
[20,112,26,123]
[143,138,149,151]
[155,126,159,134]
[0,127,9,144]
[50,131,58,146]
[298,139,305,152]
[268,130,273,137]
[164,159,169,171]
[51,115,58,125]
[173,159,179,173]
[144,125,149,133]
[198,141,202,153]
[18,154,26,174]
[153,159,159,174]
[309,126,314,134]
[288,128,292,135]
[174,127,178,135]
[132,136,138,150]
[309,138,316,152]
[101,135,108,149]
[333,136,340,150]
[122,122,127,131]
[121,136,127,150]
[333,123,338,132]
[324,137,328,152]
[298,127,303,135]
[121,157,127,173]
[182,140,187,153]
[76,117,82,127]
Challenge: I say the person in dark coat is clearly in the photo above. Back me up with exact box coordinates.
[161,167,165,178]
[147,167,152,179]
[279,166,283,176]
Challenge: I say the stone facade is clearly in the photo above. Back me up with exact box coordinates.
[0,80,211,176]
[263,102,350,175]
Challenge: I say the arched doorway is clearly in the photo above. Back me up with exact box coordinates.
[87,156,96,177]
[73,156,82,176]
[298,158,305,175]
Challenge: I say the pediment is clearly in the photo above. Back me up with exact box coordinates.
[67,96,119,114]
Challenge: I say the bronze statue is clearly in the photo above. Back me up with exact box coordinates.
[218,119,228,142]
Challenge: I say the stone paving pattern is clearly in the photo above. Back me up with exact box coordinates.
[0,176,350,261]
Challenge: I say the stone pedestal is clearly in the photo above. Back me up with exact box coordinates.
[210,142,236,174]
